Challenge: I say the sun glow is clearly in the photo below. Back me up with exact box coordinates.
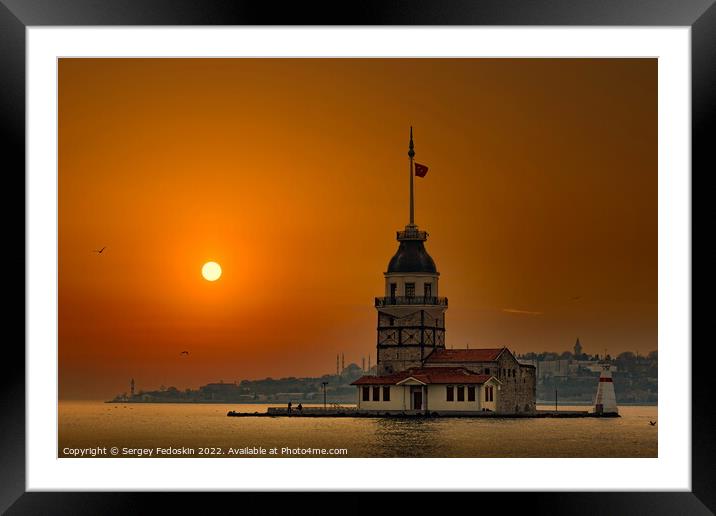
[201,261,222,281]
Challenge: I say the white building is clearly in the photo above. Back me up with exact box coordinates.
[354,367,500,413]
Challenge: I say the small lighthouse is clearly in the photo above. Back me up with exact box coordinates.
[593,362,619,415]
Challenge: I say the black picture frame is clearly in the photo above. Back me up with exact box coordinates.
[1,0,710,513]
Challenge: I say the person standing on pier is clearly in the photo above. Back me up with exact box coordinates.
[287,401,292,416]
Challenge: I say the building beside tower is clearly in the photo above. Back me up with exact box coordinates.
[352,129,536,415]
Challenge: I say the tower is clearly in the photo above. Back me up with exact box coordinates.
[574,337,583,356]
[593,362,619,415]
[375,128,447,375]
[130,378,135,397]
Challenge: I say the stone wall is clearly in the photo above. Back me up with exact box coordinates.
[377,345,424,375]
[376,307,446,375]
[493,353,536,413]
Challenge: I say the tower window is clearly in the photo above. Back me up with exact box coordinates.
[457,386,465,402]
[390,283,397,298]
[362,387,370,401]
[424,283,432,298]
[446,386,454,401]
[405,283,415,297]
[372,386,380,401]
[383,387,391,401]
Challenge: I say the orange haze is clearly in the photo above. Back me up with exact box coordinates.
[59,58,657,399]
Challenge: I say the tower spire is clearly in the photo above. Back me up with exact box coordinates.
[408,126,415,226]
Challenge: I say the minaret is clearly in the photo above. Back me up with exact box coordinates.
[130,378,135,397]
[574,337,583,356]
[593,362,619,415]
[375,128,448,375]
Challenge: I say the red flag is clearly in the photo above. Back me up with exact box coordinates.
[414,162,429,177]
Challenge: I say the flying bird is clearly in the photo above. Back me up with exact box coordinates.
[180,351,189,356]
[93,246,106,254]
[649,421,656,426]
[570,296,582,301]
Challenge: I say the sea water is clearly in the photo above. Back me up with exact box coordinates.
[58,401,657,458]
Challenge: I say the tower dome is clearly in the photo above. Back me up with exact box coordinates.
[387,229,437,274]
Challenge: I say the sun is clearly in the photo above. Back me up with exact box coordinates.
[201,261,222,282]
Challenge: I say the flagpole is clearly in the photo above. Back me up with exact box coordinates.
[408,126,415,225]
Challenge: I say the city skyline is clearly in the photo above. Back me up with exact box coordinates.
[59,58,657,399]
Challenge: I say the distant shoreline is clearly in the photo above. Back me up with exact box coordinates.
[100,400,358,405]
[57,399,657,407]
[536,400,658,406]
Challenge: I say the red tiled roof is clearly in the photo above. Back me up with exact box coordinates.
[351,370,411,385]
[425,348,505,363]
[351,367,495,386]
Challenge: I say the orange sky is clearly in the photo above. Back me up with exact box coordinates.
[59,58,657,400]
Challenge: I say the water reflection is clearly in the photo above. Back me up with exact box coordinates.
[371,418,442,457]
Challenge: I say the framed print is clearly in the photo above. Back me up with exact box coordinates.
[2,0,712,512]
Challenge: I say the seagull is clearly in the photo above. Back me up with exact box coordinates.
[570,296,582,301]
[93,246,106,254]
[649,421,656,426]
[180,351,189,356]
